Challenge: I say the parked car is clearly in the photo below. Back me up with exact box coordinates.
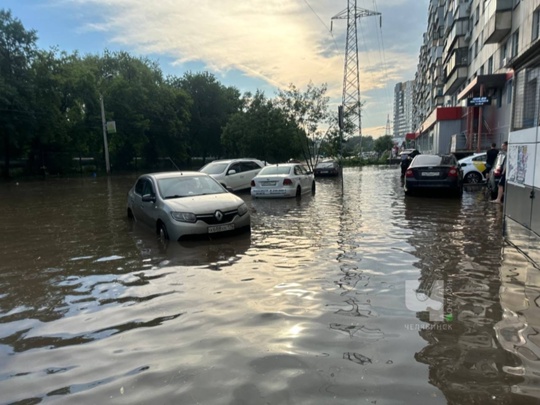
[313,160,340,177]
[127,172,250,241]
[251,163,315,198]
[458,152,487,183]
[487,152,506,199]
[404,154,463,197]
[199,158,265,191]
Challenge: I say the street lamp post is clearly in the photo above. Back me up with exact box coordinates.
[99,93,111,175]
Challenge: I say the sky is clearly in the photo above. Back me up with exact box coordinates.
[5,0,429,137]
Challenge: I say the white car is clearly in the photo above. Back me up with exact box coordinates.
[127,172,250,241]
[251,163,316,198]
[199,158,265,191]
[458,153,487,183]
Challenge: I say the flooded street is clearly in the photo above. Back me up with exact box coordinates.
[0,166,539,405]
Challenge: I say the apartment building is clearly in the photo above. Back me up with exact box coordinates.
[412,0,522,156]
[411,0,540,263]
[393,81,414,139]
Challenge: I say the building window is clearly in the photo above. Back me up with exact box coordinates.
[533,8,540,41]
[511,30,519,58]
[488,57,493,74]
[512,68,539,131]
[475,6,479,24]
[474,39,479,57]
[500,42,508,68]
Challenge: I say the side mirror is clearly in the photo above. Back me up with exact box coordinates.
[227,169,237,175]
[142,194,156,203]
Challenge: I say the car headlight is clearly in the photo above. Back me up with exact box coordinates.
[237,203,248,216]
[170,211,197,223]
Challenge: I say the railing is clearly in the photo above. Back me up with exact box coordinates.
[450,132,505,153]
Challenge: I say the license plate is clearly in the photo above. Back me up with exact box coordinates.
[421,172,439,177]
[261,181,277,186]
[208,224,235,234]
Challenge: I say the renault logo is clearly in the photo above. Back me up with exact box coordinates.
[214,210,224,222]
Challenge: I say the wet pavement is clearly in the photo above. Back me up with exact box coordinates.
[0,166,539,405]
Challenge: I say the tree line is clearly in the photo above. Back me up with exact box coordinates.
[0,9,372,180]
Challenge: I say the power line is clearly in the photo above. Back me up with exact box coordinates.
[301,0,341,54]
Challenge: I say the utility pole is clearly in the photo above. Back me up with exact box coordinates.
[385,114,391,137]
[100,93,111,175]
[332,1,381,145]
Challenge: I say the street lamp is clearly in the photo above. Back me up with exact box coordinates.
[99,93,111,174]
[99,73,113,175]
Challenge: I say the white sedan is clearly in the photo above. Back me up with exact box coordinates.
[250,163,315,198]
[458,152,487,183]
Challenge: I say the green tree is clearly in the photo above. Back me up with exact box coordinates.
[222,91,303,163]
[374,135,394,156]
[175,72,242,164]
[0,9,37,179]
[274,82,330,170]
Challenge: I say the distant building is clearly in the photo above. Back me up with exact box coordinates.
[393,81,414,138]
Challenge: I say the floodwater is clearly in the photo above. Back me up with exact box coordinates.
[0,166,539,405]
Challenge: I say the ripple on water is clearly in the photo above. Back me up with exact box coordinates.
[0,168,538,404]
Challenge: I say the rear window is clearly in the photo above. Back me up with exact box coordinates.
[316,162,336,168]
[258,166,291,175]
[410,155,456,167]
[200,162,228,175]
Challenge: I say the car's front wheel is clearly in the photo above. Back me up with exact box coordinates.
[465,172,482,184]
[296,186,302,198]
[311,181,316,194]
[157,221,169,240]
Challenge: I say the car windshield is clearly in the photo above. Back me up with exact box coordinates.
[411,155,455,167]
[316,162,335,168]
[199,162,229,175]
[158,175,226,198]
[258,166,291,176]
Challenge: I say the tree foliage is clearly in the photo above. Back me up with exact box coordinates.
[1,8,363,178]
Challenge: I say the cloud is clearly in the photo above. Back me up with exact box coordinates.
[51,0,427,130]
[59,0,419,91]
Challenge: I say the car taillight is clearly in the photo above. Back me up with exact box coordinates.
[405,169,414,178]
[251,180,255,187]
[283,178,293,185]
[448,166,458,177]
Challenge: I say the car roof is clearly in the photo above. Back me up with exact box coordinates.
[206,158,262,164]
[262,163,297,168]
[144,171,207,180]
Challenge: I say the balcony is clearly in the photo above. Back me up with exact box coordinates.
[444,66,468,95]
[484,0,513,44]
[446,49,469,77]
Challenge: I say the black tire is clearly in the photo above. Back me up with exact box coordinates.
[127,208,134,219]
[295,186,302,198]
[311,181,316,194]
[157,221,169,240]
[465,172,482,184]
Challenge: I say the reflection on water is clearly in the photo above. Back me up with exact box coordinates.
[495,247,540,401]
[0,169,539,404]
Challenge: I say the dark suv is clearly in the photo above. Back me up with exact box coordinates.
[487,152,506,199]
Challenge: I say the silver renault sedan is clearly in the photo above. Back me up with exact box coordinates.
[127,172,250,241]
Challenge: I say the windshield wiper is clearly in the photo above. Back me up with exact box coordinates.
[164,195,186,199]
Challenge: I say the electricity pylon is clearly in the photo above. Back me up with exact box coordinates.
[332,1,381,142]
[385,114,391,137]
